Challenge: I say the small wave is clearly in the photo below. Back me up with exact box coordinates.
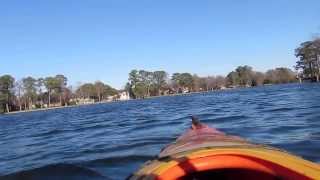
[263,107,294,112]
[0,164,110,180]
[128,120,182,132]
[30,129,67,138]
[80,140,165,155]
[309,132,320,140]
[269,125,306,134]
[74,124,109,132]
[204,115,247,123]
[196,112,218,119]
[272,140,320,162]
[82,155,155,166]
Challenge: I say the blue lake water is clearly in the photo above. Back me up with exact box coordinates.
[0,83,320,180]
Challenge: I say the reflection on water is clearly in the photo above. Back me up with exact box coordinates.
[0,83,319,180]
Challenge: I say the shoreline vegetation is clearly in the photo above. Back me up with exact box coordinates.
[1,38,320,114]
[1,85,273,115]
[4,99,123,115]
[0,65,298,115]
[1,89,214,115]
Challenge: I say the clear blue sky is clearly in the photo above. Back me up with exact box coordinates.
[1,0,319,89]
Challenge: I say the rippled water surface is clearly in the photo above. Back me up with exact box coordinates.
[0,84,320,180]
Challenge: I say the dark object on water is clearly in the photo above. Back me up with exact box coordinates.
[1,164,110,180]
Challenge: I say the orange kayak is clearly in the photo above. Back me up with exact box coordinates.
[129,119,320,180]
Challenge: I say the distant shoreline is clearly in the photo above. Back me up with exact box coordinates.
[3,101,117,115]
[4,104,79,115]
[2,84,277,115]
[3,89,227,115]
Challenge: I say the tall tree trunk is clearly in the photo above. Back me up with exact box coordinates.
[316,55,320,82]
[18,97,22,111]
[48,89,51,108]
[299,77,302,84]
[24,99,27,110]
[18,88,22,111]
[6,103,9,113]
[309,62,314,79]
[64,96,67,106]
[97,90,101,102]
[6,94,10,113]
[40,97,43,108]
[29,97,32,110]
[60,95,62,106]
[147,85,150,97]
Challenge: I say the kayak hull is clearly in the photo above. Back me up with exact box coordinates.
[131,146,320,179]
[130,124,320,179]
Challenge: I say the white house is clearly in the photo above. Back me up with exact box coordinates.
[119,91,130,101]
[70,98,95,105]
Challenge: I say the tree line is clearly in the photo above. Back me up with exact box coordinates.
[3,37,317,113]
[295,38,320,82]
[0,66,299,113]
[126,36,320,99]
[126,66,297,99]
[0,75,117,113]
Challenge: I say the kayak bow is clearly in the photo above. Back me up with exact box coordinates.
[130,118,320,180]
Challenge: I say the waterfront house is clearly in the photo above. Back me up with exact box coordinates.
[119,91,130,101]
